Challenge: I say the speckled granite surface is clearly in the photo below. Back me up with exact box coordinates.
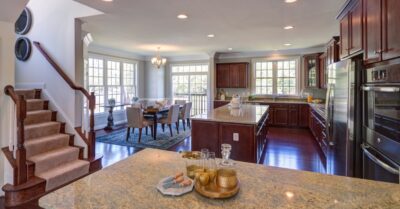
[191,104,269,124]
[39,149,400,209]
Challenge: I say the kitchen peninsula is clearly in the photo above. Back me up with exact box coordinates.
[191,104,269,163]
[39,149,400,209]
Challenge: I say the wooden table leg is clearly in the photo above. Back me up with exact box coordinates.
[153,114,157,140]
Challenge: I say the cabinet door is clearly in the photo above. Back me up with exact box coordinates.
[216,64,230,88]
[299,105,310,128]
[319,54,327,89]
[382,0,400,60]
[340,14,350,58]
[268,107,274,125]
[237,63,248,88]
[350,0,363,54]
[304,55,320,88]
[273,107,289,126]
[364,0,382,64]
[288,107,299,127]
[229,63,248,88]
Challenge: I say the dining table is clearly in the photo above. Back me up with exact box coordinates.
[143,106,170,140]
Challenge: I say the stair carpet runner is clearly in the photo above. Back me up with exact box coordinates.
[16,89,89,191]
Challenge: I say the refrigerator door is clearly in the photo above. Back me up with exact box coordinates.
[327,60,350,176]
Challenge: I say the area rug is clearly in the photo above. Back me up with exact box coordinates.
[96,125,191,150]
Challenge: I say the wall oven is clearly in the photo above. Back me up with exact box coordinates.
[362,63,400,184]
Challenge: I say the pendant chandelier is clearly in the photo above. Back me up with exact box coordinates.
[151,47,167,69]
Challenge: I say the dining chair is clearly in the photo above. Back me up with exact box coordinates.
[175,100,187,105]
[159,105,180,137]
[179,102,192,131]
[126,107,154,143]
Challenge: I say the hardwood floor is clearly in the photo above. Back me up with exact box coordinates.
[97,125,325,174]
[262,127,326,173]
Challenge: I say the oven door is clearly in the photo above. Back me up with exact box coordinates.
[362,85,400,144]
[362,144,400,184]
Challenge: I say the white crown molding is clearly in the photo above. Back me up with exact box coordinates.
[88,43,147,61]
[215,46,326,60]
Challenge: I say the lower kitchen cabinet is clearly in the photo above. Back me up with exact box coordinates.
[260,103,308,128]
[309,108,328,157]
[214,101,230,109]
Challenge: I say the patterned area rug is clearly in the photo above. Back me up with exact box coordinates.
[96,125,191,150]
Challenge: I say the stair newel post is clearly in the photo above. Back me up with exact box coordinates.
[88,92,96,159]
[16,95,27,185]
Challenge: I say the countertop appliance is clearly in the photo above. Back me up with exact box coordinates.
[325,56,363,177]
[361,62,400,184]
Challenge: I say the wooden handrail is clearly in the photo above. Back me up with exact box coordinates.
[4,85,27,185]
[33,41,96,159]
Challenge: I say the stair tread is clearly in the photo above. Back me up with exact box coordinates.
[37,160,89,179]
[28,146,79,163]
[26,110,52,114]
[25,121,61,129]
[25,133,69,144]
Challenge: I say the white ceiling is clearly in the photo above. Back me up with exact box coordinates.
[75,0,346,57]
[0,0,29,22]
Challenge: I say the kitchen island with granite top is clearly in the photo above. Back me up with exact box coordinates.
[191,104,269,163]
[39,148,400,209]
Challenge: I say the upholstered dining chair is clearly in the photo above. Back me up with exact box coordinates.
[179,102,192,131]
[126,107,153,143]
[175,100,187,105]
[159,105,180,137]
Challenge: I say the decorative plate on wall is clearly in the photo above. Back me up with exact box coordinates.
[15,7,32,35]
[15,37,32,61]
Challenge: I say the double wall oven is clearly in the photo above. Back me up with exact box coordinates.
[362,63,400,184]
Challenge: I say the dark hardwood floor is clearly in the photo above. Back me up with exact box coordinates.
[262,127,326,173]
[97,125,325,174]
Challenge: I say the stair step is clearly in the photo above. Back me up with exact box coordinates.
[26,99,49,111]
[25,122,61,140]
[25,110,54,125]
[15,89,36,100]
[36,160,89,191]
[25,134,70,158]
[28,146,80,175]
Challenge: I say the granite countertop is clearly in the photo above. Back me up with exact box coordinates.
[191,104,269,125]
[39,149,400,209]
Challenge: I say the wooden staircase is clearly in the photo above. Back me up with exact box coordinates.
[2,41,102,208]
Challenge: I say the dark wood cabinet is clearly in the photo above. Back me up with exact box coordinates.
[309,109,328,157]
[319,53,327,89]
[273,107,289,126]
[350,0,363,55]
[299,104,310,128]
[382,0,400,61]
[216,64,230,88]
[304,54,321,88]
[340,0,363,59]
[326,37,340,65]
[213,101,230,109]
[288,105,299,127]
[364,0,382,64]
[340,14,350,58]
[216,63,248,88]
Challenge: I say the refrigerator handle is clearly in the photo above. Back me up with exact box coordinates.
[362,144,400,175]
[325,84,334,145]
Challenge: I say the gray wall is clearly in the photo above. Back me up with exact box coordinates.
[144,61,165,99]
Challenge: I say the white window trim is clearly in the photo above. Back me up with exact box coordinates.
[251,56,301,97]
[87,53,139,115]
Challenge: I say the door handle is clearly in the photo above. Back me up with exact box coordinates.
[362,144,400,175]
[361,86,400,92]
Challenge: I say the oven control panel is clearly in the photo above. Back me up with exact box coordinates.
[371,69,388,82]
[366,63,400,83]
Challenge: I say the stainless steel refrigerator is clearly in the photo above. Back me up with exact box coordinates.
[325,56,363,177]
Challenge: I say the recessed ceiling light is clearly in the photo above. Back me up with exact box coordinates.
[207,34,215,38]
[177,14,188,19]
[284,25,294,30]
[102,0,113,2]
[228,48,233,51]
[284,43,292,46]
[285,0,297,3]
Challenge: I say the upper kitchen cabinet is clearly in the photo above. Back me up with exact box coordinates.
[304,53,321,88]
[216,63,248,88]
[326,37,340,65]
[382,0,400,61]
[319,53,327,89]
[339,0,363,59]
[363,0,400,64]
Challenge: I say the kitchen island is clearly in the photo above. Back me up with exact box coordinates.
[191,104,269,163]
[39,148,400,209]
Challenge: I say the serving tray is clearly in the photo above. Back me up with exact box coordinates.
[194,180,240,199]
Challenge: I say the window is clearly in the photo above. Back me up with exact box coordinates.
[87,56,138,113]
[254,59,299,96]
[171,64,209,116]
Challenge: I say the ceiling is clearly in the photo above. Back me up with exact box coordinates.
[0,0,29,22]
[75,0,346,57]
